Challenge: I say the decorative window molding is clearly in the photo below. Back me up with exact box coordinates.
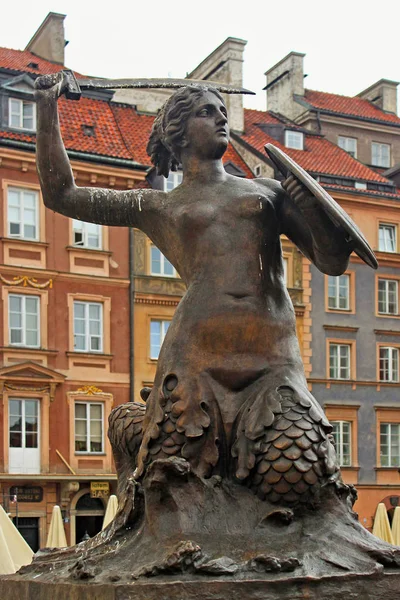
[284,130,304,150]
[67,388,114,473]
[338,136,357,158]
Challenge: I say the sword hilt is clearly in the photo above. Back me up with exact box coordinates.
[62,69,82,101]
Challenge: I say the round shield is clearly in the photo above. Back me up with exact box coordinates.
[264,143,378,270]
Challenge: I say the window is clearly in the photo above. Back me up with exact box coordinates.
[379,224,397,253]
[164,170,183,192]
[150,320,171,359]
[284,130,304,150]
[329,343,351,379]
[331,421,352,466]
[380,423,400,467]
[72,219,102,249]
[9,294,40,347]
[254,164,262,177]
[73,301,103,352]
[75,402,103,453]
[372,142,390,168]
[151,246,176,277]
[379,347,399,382]
[283,257,288,286]
[328,275,350,310]
[8,398,40,474]
[7,187,39,240]
[338,136,357,158]
[8,98,36,131]
[378,279,398,315]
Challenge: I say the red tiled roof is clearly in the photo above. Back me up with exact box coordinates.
[304,89,400,125]
[240,108,391,184]
[110,103,253,176]
[58,97,131,159]
[0,46,82,76]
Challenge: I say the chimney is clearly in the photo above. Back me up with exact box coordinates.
[265,52,305,120]
[357,79,399,115]
[187,37,247,133]
[25,12,67,65]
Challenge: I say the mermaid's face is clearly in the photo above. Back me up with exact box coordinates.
[182,91,229,159]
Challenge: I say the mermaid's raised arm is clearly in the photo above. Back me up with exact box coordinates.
[34,72,165,229]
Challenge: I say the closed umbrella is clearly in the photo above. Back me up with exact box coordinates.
[372,502,394,545]
[391,506,400,546]
[0,504,33,570]
[46,505,67,548]
[0,519,15,575]
[102,495,118,530]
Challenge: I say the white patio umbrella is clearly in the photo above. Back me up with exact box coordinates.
[0,504,33,571]
[372,503,394,545]
[0,519,15,575]
[46,505,67,548]
[102,494,118,530]
[391,506,400,546]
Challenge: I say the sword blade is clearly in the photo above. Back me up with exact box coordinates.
[67,72,255,95]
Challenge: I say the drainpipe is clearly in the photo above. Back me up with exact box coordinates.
[129,227,135,403]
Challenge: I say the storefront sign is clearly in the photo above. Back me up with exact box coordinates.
[9,486,43,503]
[90,481,109,498]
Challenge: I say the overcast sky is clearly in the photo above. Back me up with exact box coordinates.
[2,0,400,112]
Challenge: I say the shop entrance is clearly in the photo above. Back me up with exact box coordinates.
[13,516,39,552]
[74,493,105,544]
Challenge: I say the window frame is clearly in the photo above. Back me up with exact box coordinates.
[325,405,359,472]
[73,301,104,354]
[72,219,102,250]
[377,277,399,316]
[338,136,357,158]
[74,401,104,455]
[150,245,177,277]
[284,130,304,150]
[372,142,391,168]
[331,420,352,466]
[327,339,356,381]
[378,344,400,383]
[327,274,350,311]
[7,186,39,241]
[380,422,400,467]
[8,293,40,349]
[150,319,171,360]
[8,97,36,131]
[378,223,397,253]
[163,170,183,192]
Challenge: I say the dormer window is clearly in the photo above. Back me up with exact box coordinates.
[284,130,304,150]
[8,98,36,131]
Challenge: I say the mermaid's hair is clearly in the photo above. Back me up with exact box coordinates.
[146,85,225,178]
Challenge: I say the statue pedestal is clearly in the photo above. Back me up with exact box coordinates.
[1,459,400,599]
[2,571,400,599]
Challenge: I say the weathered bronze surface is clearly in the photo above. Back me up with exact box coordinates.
[3,71,400,597]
